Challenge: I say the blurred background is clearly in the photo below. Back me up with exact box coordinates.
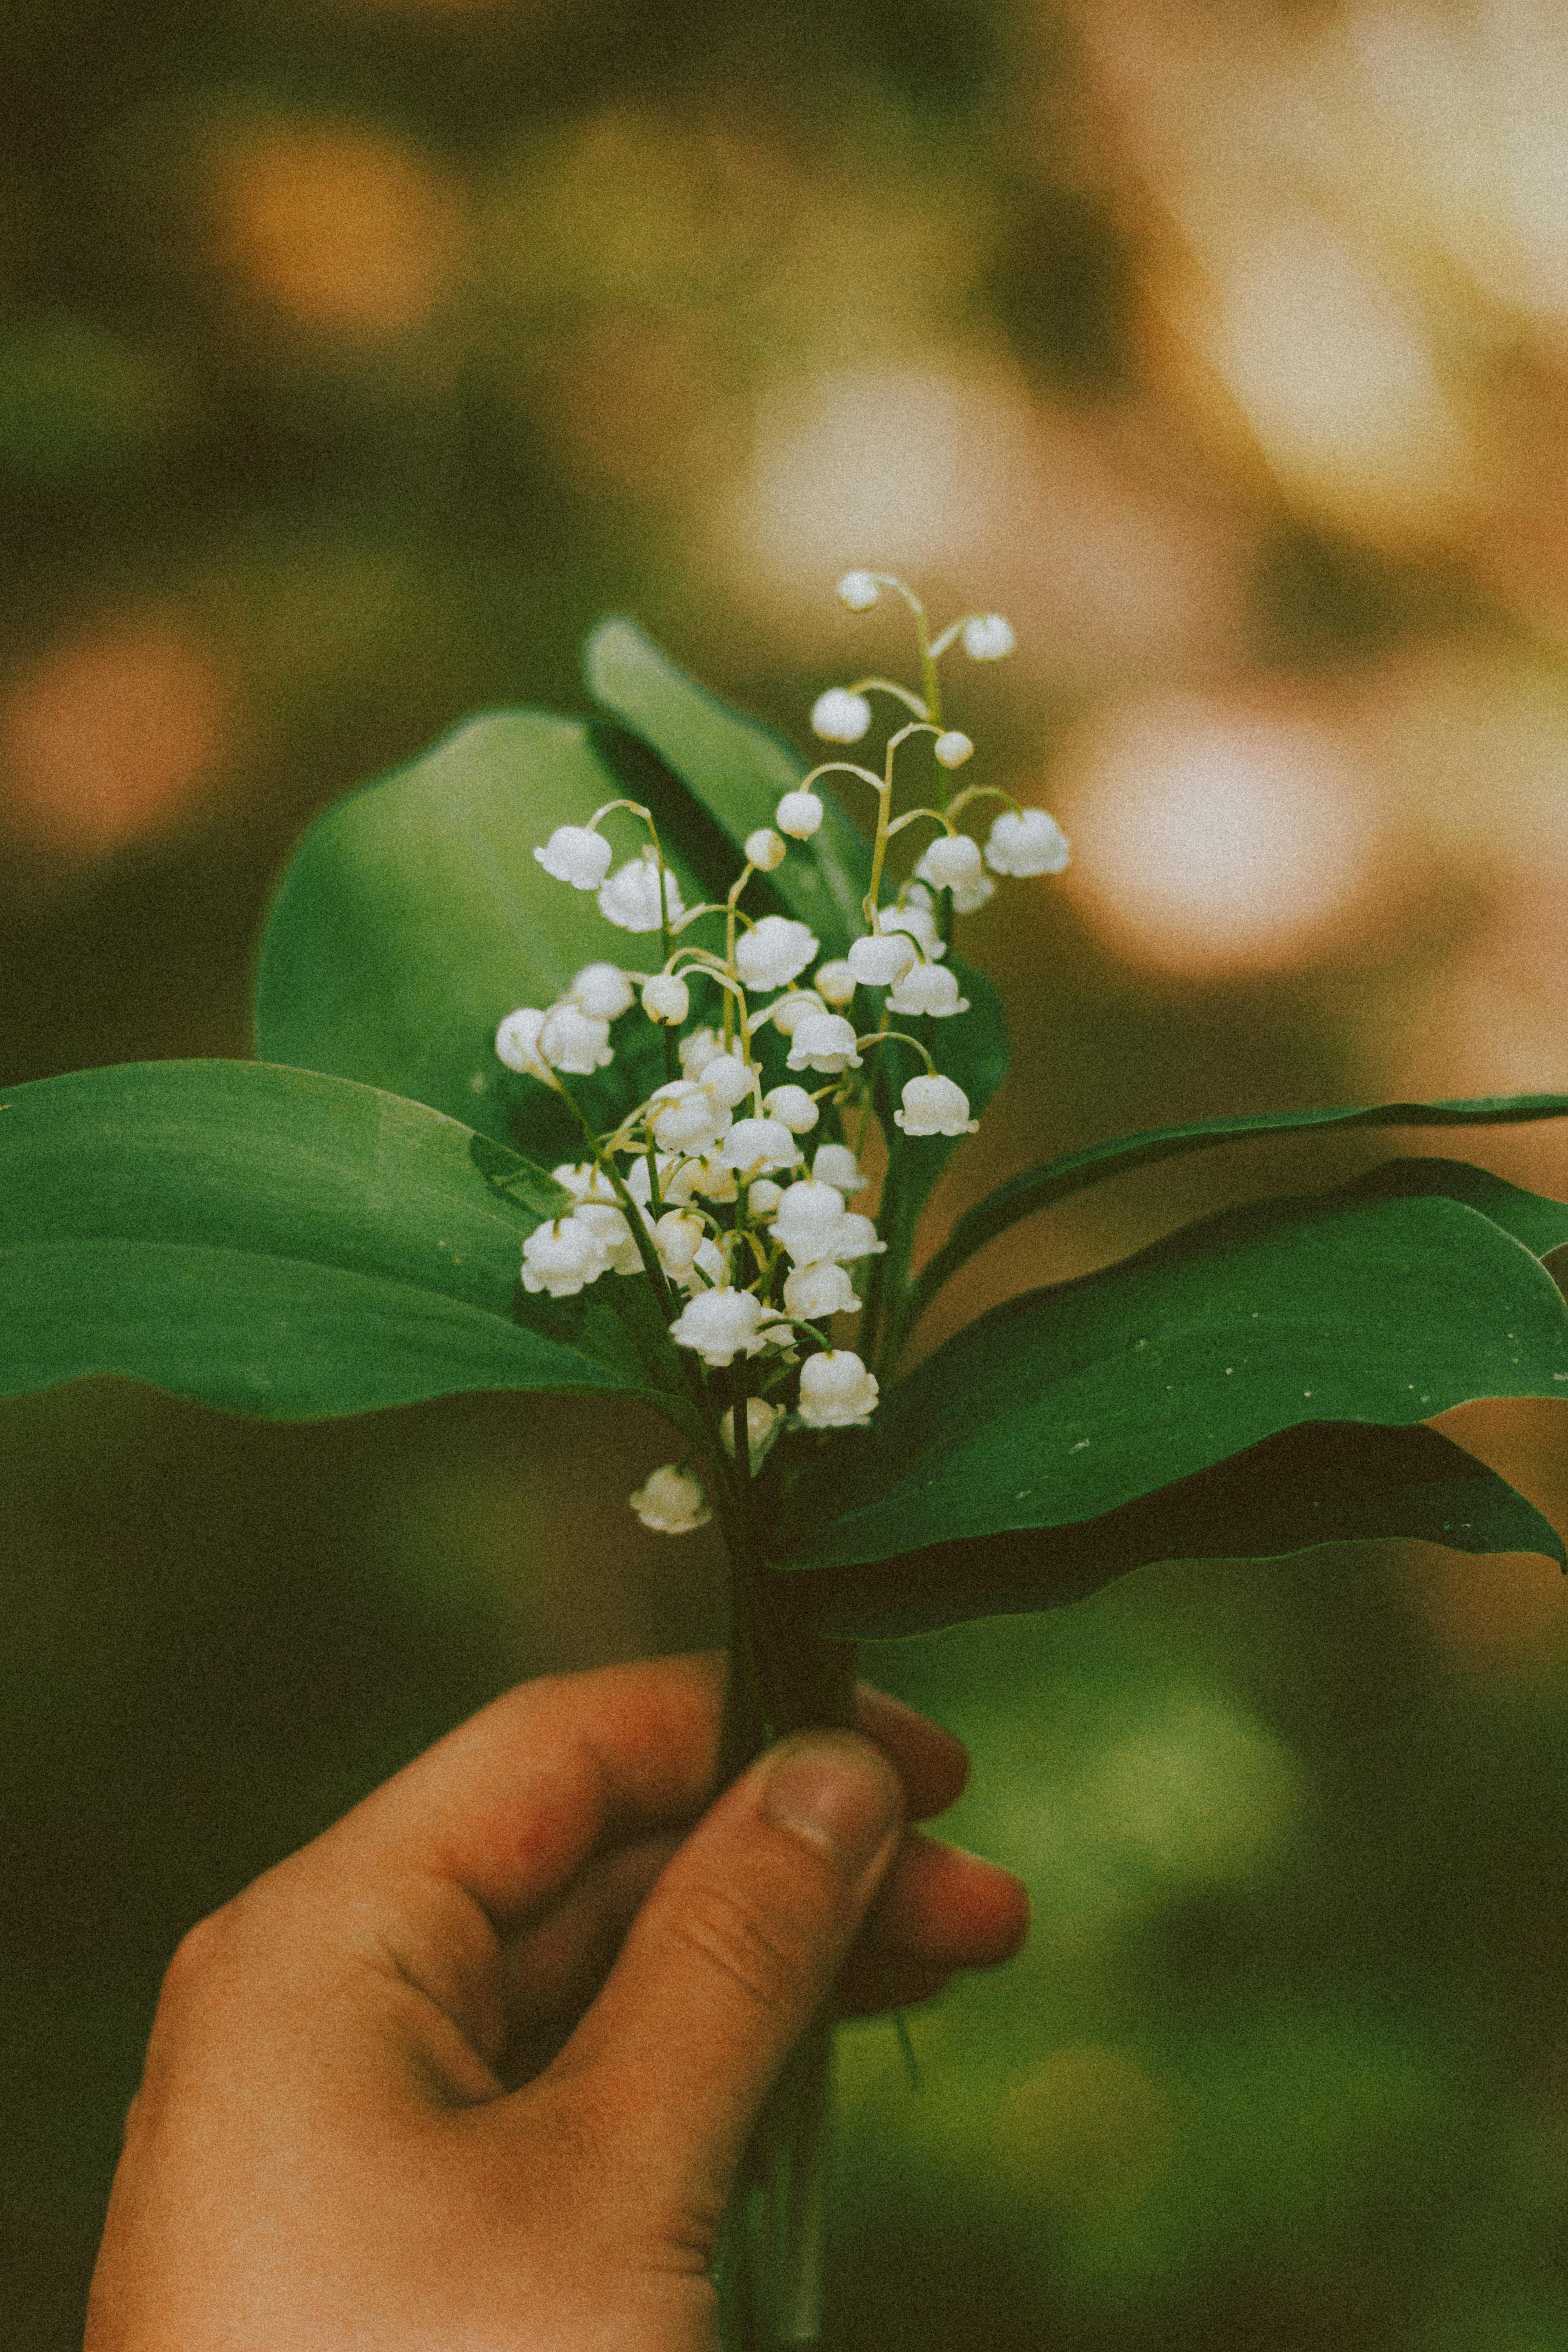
[8,0,1568,2342]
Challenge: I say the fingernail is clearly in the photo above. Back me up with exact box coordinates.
[762,1731,901,1874]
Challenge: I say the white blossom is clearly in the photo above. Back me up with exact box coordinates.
[827,1212,886,1262]
[776,789,824,840]
[569,961,635,1019]
[535,824,612,890]
[651,1210,706,1276]
[735,915,819,992]
[880,898,945,960]
[572,1200,644,1275]
[847,930,917,987]
[985,807,1070,877]
[698,1052,755,1110]
[811,1142,867,1195]
[679,1025,725,1078]
[895,1073,978,1137]
[681,1156,739,1204]
[950,870,996,915]
[886,960,969,1018]
[783,1260,860,1320]
[647,1079,731,1155]
[813,960,857,1007]
[762,989,826,1036]
[763,1084,819,1134]
[837,570,881,611]
[745,826,787,871]
[495,1007,550,1079]
[720,1396,785,1462]
[797,1348,880,1428]
[668,1285,787,1365]
[748,1178,784,1215]
[915,833,983,893]
[625,1153,677,1208]
[719,1117,802,1176]
[629,1463,711,1534]
[598,853,685,933]
[769,1179,853,1265]
[539,1002,614,1074]
[642,971,690,1025]
[685,1237,727,1288]
[786,1012,863,1074]
[521,1214,612,1297]
[551,1162,620,1205]
[960,612,1015,661]
[811,687,872,743]
[933,730,974,769]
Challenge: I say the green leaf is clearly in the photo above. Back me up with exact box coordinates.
[783,1159,1568,1598]
[253,709,708,1153]
[902,1091,1568,1339]
[469,1134,573,1226]
[0,1059,649,1420]
[583,617,870,954]
[781,1422,1564,1640]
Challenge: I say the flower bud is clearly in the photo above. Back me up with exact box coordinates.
[776,789,825,840]
[539,1002,614,1074]
[572,1200,643,1274]
[699,1051,755,1110]
[748,1177,784,1215]
[652,1209,706,1275]
[678,1025,725,1077]
[764,989,826,1036]
[786,1012,863,1074]
[647,1079,731,1154]
[811,1143,867,1195]
[813,960,857,1007]
[745,826,787,871]
[836,570,880,611]
[597,853,685,934]
[960,612,1015,661]
[797,1348,880,1428]
[894,1073,978,1137]
[763,1083,820,1134]
[811,687,872,743]
[984,807,1071,877]
[720,1396,784,1463]
[534,824,612,890]
[668,1285,787,1366]
[886,960,969,1018]
[642,971,691,1025]
[770,1179,851,1265]
[521,1213,612,1297]
[628,1464,711,1534]
[950,871,996,915]
[915,833,983,892]
[569,960,635,1019]
[495,1006,550,1078]
[734,915,820,993]
[880,899,945,960]
[783,1260,860,1321]
[846,931,917,987]
[719,1117,803,1176]
[933,730,975,769]
[685,1236,727,1288]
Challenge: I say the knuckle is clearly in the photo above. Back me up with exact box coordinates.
[664,1881,818,2017]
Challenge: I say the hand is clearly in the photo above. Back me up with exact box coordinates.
[85,1652,1028,2350]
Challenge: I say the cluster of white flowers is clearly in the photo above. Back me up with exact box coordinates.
[497,570,1070,1533]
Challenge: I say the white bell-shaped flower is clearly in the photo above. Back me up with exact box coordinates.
[628,1463,711,1534]
[797,1348,880,1428]
[886,960,969,1018]
[783,1260,860,1320]
[720,1396,785,1463]
[699,1051,755,1110]
[846,930,917,987]
[646,1079,732,1155]
[984,807,1070,877]
[763,1084,819,1133]
[915,833,983,892]
[642,971,690,1025]
[682,1156,739,1204]
[521,1213,612,1297]
[734,915,820,993]
[719,1117,802,1176]
[776,789,824,839]
[678,1025,724,1077]
[651,1210,706,1276]
[762,989,826,1036]
[813,959,856,1007]
[895,1073,978,1137]
[572,1200,644,1275]
[811,1142,867,1195]
[551,1161,620,1205]
[837,570,880,611]
[539,1003,614,1074]
[933,730,974,769]
[534,824,612,890]
[811,687,872,742]
[826,1212,886,1262]
[495,1007,550,1078]
[597,852,686,933]
[786,1012,862,1074]
[745,826,787,871]
[569,961,635,1019]
[668,1285,787,1365]
[950,870,996,915]
[748,1177,784,1215]
[880,898,946,960]
[960,612,1015,661]
[769,1179,852,1265]
[683,1236,727,1289]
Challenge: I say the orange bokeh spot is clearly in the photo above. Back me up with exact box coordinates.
[207,122,466,340]
[0,615,233,856]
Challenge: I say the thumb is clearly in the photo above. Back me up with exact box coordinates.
[545,1728,903,2227]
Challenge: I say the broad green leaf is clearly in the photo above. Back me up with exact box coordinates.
[469,1134,573,1224]
[901,1091,1568,1340]
[781,1422,1564,1639]
[583,617,870,953]
[253,709,708,1154]
[0,1059,660,1420]
[783,1160,1568,1588]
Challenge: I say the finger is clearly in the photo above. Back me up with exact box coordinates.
[862,1830,1030,1968]
[853,1687,968,1821]
[520,1729,904,2230]
[837,1950,956,2017]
